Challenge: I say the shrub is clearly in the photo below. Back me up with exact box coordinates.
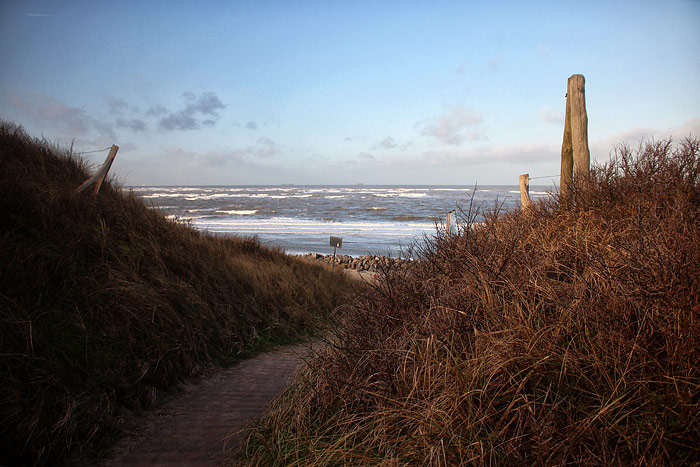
[239,138,700,465]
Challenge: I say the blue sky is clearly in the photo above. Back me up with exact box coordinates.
[1,1,698,185]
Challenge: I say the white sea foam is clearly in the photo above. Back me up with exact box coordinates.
[374,192,428,198]
[218,210,258,215]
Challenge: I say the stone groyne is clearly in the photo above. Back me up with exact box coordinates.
[298,253,416,272]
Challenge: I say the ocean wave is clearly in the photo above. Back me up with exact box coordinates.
[217,210,258,215]
[374,192,428,198]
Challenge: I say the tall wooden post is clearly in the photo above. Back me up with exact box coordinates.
[519,174,531,210]
[560,74,589,198]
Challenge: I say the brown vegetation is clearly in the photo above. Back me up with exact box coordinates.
[238,138,700,465]
[0,121,357,466]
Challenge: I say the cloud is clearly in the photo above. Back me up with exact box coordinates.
[540,106,564,124]
[116,118,146,132]
[146,105,168,117]
[420,106,485,146]
[590,118,700,160]
[255,136,280,158]
[373,136,397,150]
[157,91,225,131]
[9,93,92,135]
[246,121,258,130]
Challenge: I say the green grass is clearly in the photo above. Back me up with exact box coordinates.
[0,121,359,466]
[236,138,700,466]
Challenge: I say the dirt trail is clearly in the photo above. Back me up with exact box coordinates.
[99,342,314,466]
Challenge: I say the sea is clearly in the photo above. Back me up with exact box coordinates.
[130,185,553,257]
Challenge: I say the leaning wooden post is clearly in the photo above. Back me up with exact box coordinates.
[75,145,119,197]
[519,173,531,210]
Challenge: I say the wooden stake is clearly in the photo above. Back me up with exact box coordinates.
[569,74,590,179]
[519,173,531,210]
[446,210,454,241]
[561,74,590,199]
[75,145,119,197]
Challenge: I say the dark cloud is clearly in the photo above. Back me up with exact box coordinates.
[159,113,198,131]
[156,92,226,132]
[246,121,258,130]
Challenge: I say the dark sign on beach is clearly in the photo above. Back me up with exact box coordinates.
[330,236,342,248]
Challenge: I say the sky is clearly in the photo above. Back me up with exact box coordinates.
[1,0,699,186]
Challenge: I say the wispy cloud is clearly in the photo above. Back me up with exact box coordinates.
[540,106,564,124]
[26,13,57,17]
[245,121,258,130]
[419,106,485,146]
[9,92,104,137]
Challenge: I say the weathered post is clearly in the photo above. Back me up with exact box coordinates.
[75,144,119,197]
[519,173,531,210]
[560,74,590,199]
[560,88,573,199]
[569,74,590,180]
[446,210,455,241]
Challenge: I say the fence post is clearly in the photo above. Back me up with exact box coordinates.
[560,74,590,199]
[446,210,455,241]
[75,145,119,197]
[519,173,531,210]
[569,74,590,179]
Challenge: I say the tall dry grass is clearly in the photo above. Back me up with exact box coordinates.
[0,121,358,466]
[238,138,700,466]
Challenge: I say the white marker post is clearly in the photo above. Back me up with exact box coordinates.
[330,236,342,272]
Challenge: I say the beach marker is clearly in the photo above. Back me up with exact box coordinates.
[330,236,342,271]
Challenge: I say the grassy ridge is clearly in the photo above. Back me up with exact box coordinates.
[238,138,700,465]
[0,121,357,466]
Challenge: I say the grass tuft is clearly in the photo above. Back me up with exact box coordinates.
[0,120,359,466]
[237,137,700,466]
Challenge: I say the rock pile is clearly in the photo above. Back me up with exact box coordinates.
[299,253,414,272]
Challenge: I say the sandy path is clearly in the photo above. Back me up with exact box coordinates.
[98,343,314,466]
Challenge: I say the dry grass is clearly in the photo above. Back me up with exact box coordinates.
[237,138,700,466]
[0,121,358,466]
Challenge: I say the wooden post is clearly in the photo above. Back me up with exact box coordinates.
[561,74,590,198]
[519,173,531,210]
[569,74,590,179]
[446,210,454,241]
[560,84,573,199]
[75,145,119,197]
